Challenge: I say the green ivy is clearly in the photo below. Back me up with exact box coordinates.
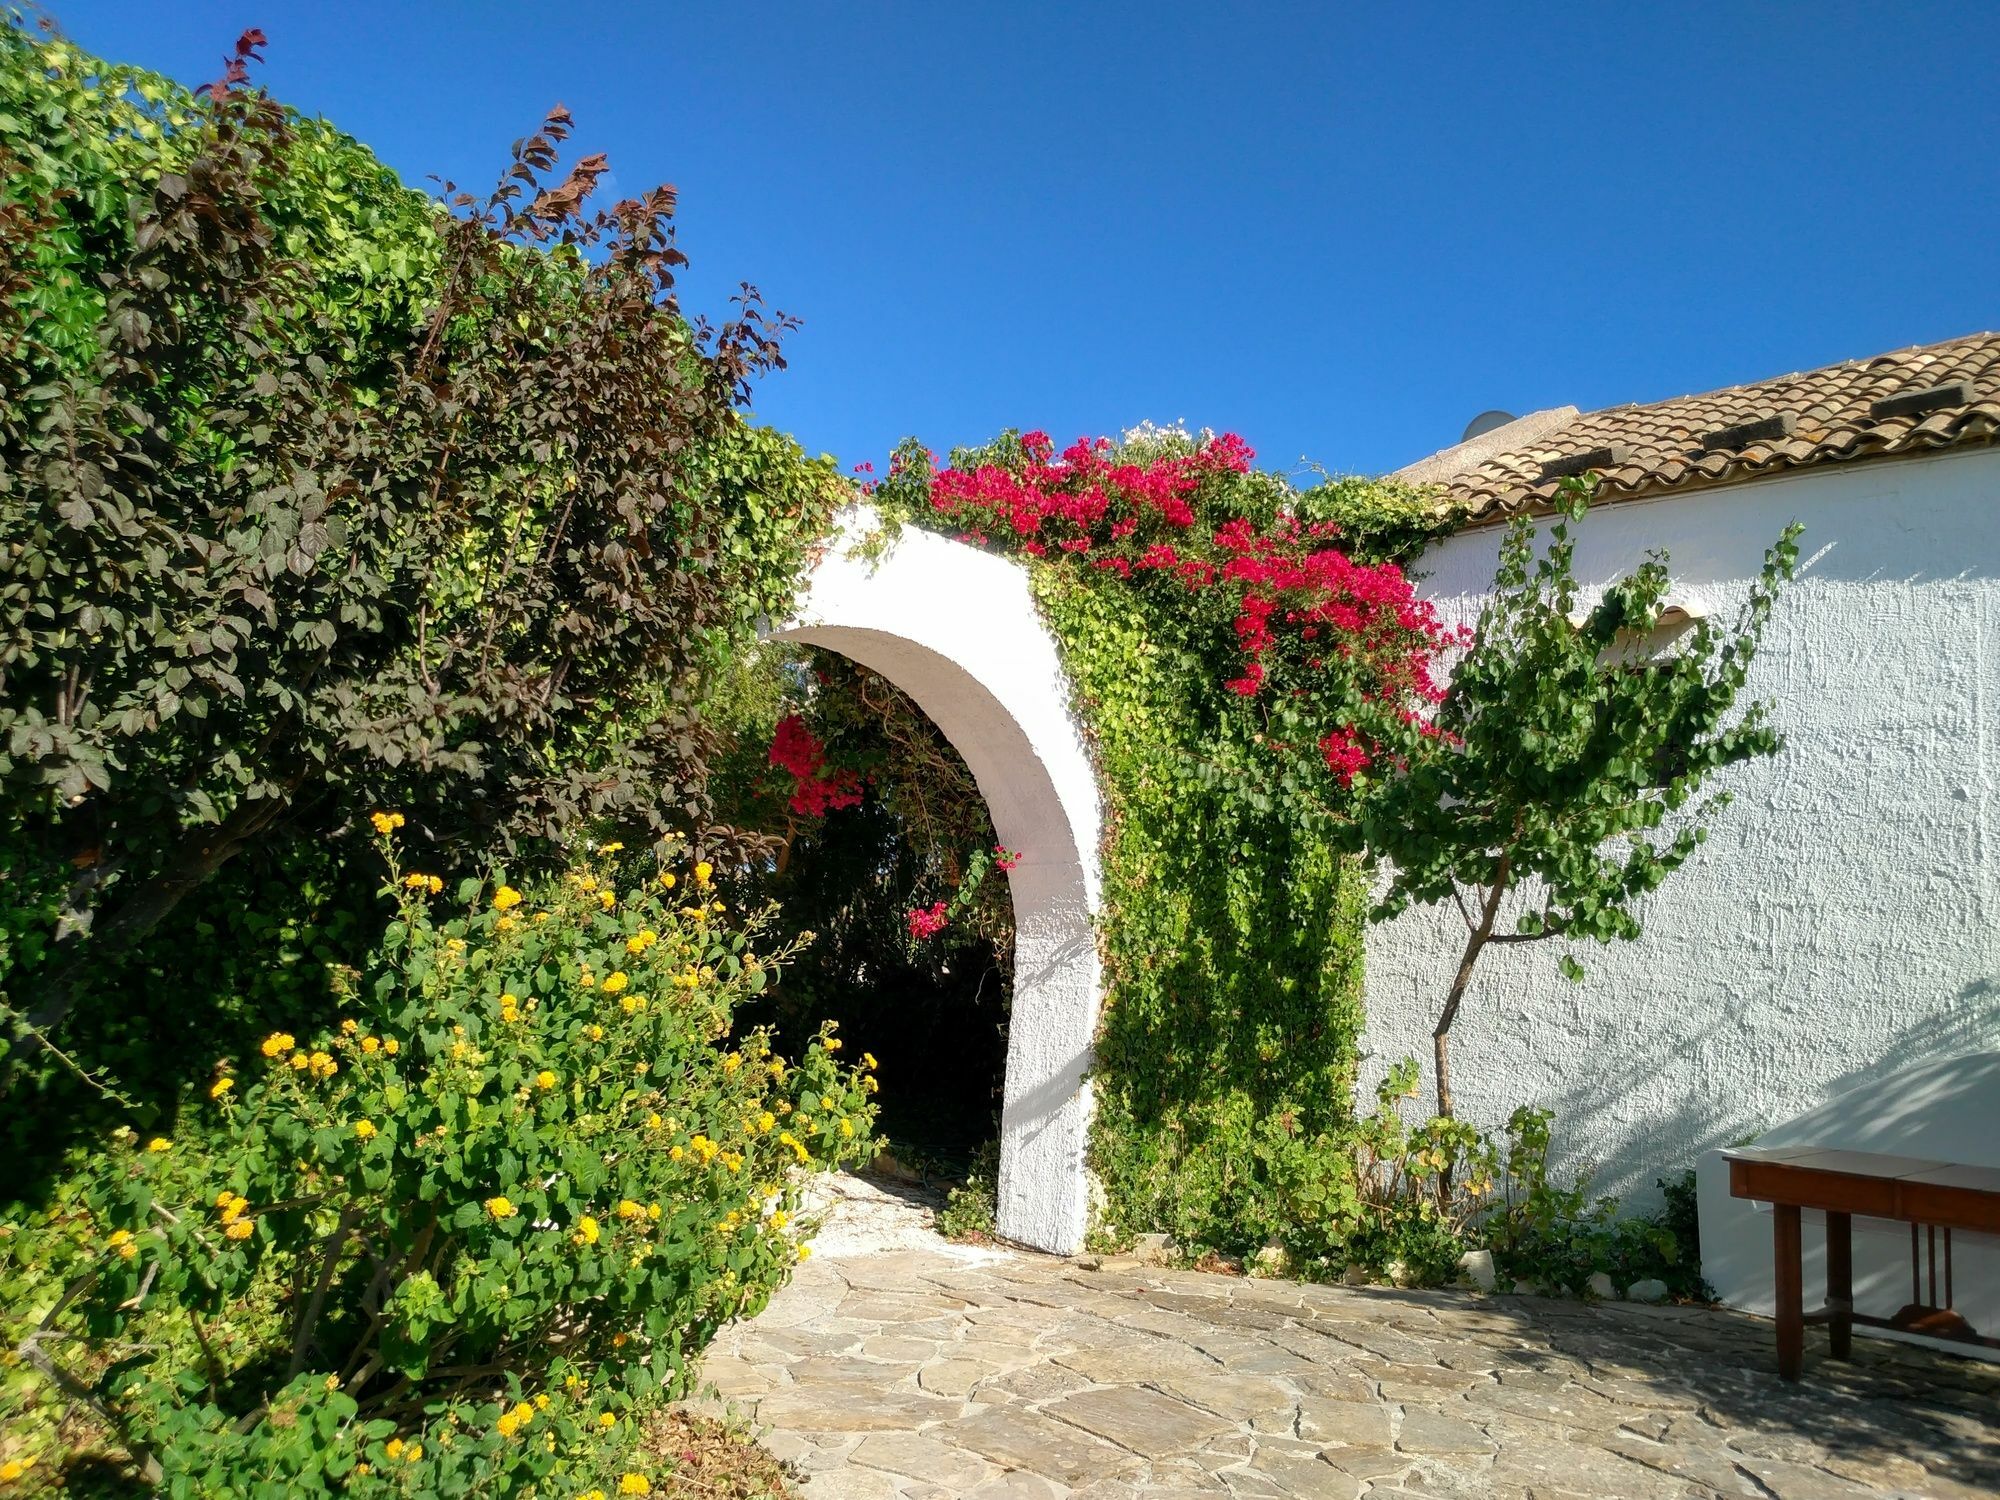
[1034,533,1373,1260]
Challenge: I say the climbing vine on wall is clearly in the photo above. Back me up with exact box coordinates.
[862,423,1458,1257]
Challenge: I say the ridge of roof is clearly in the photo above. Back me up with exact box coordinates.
[1405,330,2000,521]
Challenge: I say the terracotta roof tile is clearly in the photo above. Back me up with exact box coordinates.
[1399,331,2000,520]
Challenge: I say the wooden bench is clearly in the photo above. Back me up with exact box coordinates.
[1723,1145,2000,1379]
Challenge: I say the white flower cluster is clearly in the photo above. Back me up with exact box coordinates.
[1117,419,1216,461]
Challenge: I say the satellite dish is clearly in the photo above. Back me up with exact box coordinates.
[1461,409,1516,442]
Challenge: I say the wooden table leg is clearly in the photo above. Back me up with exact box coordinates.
[1774,1203,1804,1380]
[1826,1211,1853,1360]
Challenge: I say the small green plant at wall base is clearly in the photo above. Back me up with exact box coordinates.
[1301,1060,1703,1298]
[10,832,875,1493]
[1359,486,1803,1121]
[935,1142,1001,1242]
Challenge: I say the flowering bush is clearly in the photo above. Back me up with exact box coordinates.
[872,427,1459,783]
[14,833,876,1493]
[767,714,863,818]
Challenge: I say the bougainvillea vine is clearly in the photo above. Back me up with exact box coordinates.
[768,714,863,817]
[873,429,1464,796]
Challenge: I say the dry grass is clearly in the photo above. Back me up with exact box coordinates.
[635,1408,799,1499]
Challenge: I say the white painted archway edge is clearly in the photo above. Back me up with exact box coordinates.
[764,504,1104,1254]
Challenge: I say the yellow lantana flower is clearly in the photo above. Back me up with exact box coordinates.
[146,1137,172,1153]
[370,811,405,835]
[601,972,629,995]
[261,1032,296,1057]
[573,1215,600,1246]
[619,1475,651,1496]
[485,1196,517,1220]
[694,861,713,886]
[209,1077,234,1099]
[492,884,523,911]
[354,1119,377,1140]
[225,1218,254,1241]
[535,1070,557,1091]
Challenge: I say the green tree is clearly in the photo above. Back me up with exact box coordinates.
[1360,488,1803,1119]
[0,27,836,1041]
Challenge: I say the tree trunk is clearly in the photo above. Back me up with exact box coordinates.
[20,791,295,1040]
[1432,858,1511,1121]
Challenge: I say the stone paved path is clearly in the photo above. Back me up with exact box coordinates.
[693,1179,2000,1499]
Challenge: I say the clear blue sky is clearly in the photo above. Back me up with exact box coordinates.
[48,1,2000,478]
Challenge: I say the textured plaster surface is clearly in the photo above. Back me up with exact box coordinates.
[1362,448,2000,1234]
[768,507,1103,1254]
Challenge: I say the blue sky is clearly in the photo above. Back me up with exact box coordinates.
[49,1,2000,479]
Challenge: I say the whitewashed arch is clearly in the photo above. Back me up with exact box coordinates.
[764,504,1102,1254]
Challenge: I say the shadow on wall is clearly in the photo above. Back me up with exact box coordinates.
[1697,1049,2000,1358]
[1539,976,2000,1209]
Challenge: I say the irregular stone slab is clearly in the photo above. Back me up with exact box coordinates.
[980,1360,1096,1403]
[1461,1378,1621,1429]
[1247,1447,1364,1499]
[701,1359,787,1397]
[1054,1340,1219,1385]
[788,1357,922,1390]
[963,1475,1064,1500]
[752,1389,956,1434]
[1045,1384,1236,1459]
[840,1293,973,1322]
[952,1405,1139,1487]
[849,1432,992,1489]
[799,1468,908,1500]
[916,1358,987,1397]
[1393,1408,1496,1456]
[1295,1398,1393,1450]
[1149,1368,1300,1425]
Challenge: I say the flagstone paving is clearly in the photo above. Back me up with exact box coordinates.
[691,1186,2000,1498]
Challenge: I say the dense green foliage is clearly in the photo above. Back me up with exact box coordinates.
[0,21,841,1051]
[17,839,874,1494]
[860,422,1451,1261]
[0,22,849,1492]
[1037,563,1375,1257]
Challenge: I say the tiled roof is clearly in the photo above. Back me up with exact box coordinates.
[1396,330,2000,521]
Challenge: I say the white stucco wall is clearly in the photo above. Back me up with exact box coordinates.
[768,506,1104,1255]
[1361,446,2000,1217]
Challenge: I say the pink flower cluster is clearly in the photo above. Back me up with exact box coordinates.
[904,428,1466,792]
[928,431,1253,550]
[993,845,1022,872]
[769,715,862,817]
[906,901,949,940]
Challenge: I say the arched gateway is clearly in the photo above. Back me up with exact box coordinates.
[765,505,1102,1254]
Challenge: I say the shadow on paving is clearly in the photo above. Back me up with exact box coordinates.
[688,1245,2000,1500]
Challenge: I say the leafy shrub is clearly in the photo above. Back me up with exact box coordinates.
[11,833,876,1492]
[0,21,839,1044]
[934,1142,1000,1243]
[1305,1060,1704,1298]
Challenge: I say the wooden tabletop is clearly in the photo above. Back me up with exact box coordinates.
[1723,1145,2000,1234]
